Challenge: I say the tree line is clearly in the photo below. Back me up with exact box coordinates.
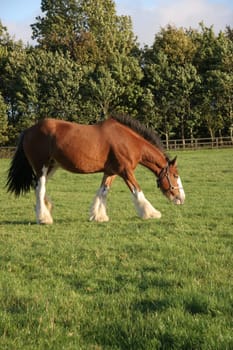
[0,0,232,146]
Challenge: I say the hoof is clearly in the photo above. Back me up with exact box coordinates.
[89,214,109,222]
[37,213,53,225]
[142,210,162,220]
[38,218,53,225]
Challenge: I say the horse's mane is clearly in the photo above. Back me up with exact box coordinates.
[111,114,167,156]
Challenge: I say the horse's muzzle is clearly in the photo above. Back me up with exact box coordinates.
[173,197,185,205]
[173,177,185,205]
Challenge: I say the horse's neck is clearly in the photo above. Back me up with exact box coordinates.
[140,143,167,175]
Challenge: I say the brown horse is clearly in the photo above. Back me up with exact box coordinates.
[7,115,185,224]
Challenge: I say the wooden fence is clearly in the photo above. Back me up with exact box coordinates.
[0,137,233,158]
[167,136,233,150]
[0,147,15,159]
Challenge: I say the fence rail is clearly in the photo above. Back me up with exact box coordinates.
[167,136,233,150]
[0,147,15,159]
[0,137,233,158]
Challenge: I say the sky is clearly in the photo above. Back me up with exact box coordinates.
[1,0,233,46]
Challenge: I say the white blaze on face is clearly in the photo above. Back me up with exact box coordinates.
[177,176,185,204]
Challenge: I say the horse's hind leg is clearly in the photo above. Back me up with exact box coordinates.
[43,163,58,214]
[35,166,53,224]
[90,174,116,222]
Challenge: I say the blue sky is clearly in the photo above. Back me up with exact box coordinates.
[1,0,233,45]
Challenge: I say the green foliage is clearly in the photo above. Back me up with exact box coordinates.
[80,55,143,120]
[0,149,233,349]
[144,52,201,143]
[1,48,83,141]
[0,92,8,145]
[30,0,142,122]
[141,23,233,140]
[0,9,233,142]
[31,0,83,59]
[31,0,137,63]
[192,24,233,138]
[16,49,83,122]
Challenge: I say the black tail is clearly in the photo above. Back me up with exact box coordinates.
[7,132,37,196]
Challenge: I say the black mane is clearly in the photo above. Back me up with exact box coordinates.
[111,114,167,156]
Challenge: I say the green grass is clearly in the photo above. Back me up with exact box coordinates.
[0,149,233,349]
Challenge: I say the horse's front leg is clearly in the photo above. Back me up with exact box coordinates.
[35,166,53,224]
[44,195,53,213]
[89,174,116,222]
[123,171,161,219]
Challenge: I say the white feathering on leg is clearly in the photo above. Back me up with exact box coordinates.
[132,190,161,219]
[89,186,109,222]
[35,166,53,224]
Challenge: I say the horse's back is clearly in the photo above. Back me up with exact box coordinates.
[22,118,141,175]
[24,117,133,146]
[23,118,111,174]
[26,118,75,137]
[24,118,99,146]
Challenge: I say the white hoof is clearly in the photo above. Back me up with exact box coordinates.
[36,207,53,224]
[89,214,109,222]
[133,191,162,220]
[37,216,53,225]
[142,209,162,220]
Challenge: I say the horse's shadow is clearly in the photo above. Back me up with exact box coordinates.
[0,220,37,226]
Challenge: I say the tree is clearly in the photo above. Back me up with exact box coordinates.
[31,0,143,120]
[7,49,83,123]
[225,25,233,42]
[79,53,143,121]
[1,47,83,142]
[0,22,10,145]
[0,92,8,145]
[0,21,28,143]
[0,46,27,132]
[2,13,232,143]
[151,24,196,65]
[192,24,233,138]
[31,0,83,59]
[81,66,123,120]
[31,0,137,65]
[142,25,200,145]
[142,51,179,145]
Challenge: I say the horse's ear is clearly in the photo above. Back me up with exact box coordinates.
[169,156,177,166]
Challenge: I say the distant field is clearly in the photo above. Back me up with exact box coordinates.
[0,149,232,349]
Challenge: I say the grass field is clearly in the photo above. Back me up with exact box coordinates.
[0,149,232,349]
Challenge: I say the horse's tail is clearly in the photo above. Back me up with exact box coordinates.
[7,132,37,196]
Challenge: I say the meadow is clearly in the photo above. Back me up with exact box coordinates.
[0,149,232,350]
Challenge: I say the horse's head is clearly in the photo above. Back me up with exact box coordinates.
[157,157,185,205]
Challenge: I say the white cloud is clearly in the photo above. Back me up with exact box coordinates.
[3,0,233,46]
[4,20,34,44]
[157,0,231,29]
[117,0,233,46]
[2,5,41,45]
